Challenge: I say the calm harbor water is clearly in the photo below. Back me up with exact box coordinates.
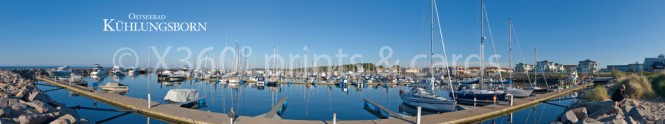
[36,73,579,123]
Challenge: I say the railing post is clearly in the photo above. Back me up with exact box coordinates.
[333,113,337,124]
[417,106,422,124]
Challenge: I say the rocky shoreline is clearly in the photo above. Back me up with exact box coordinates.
[552,99,665,124]
[0,70,87,124]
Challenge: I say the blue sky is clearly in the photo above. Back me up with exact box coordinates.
[1,0,664,68]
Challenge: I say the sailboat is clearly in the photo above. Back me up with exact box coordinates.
[503,19,533,98]
[526,49,549,94]
[450,0,507,105]
[400,0,456,112]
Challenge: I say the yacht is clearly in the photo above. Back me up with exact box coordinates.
[451,0,507,105]
[401,87,456,111]
[501,19,534,98]
[127,67,136,76]
[48,65,72,77]
[99,82,129,91]
[111,65,126,76]
[401,0,457,112]
[89,64,107,76]
[256,76,266,85]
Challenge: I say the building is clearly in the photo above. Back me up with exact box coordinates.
[577,59,598,73]
[536,60,561,73]
[644,54,665,72]
[607,65,629,72]
[563,65,577,73]
[652,62,665,72]
[514,63,533,73]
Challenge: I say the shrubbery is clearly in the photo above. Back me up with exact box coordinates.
[582,86,609,101]
[649,72,665,97]
[617,74,656,100]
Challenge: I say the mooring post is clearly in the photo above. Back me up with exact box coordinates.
[230,117,234,124]
[510,94,514,106]
[417,106,422,124]
[473,97,476,107]
[333,113,337,124]
[148,94,151,108]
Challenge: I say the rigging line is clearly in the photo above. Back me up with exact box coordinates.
[433,0,455,97]
[511,24,532,84]
[483,5,503,80]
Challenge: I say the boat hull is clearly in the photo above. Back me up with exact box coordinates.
[505,89,533,98]
[451,92,507,106]
[400,95,457,112]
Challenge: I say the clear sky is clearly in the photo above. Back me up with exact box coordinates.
[1,0,664,68]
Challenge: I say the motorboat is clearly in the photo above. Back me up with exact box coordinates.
[56,74,87,86]
[164,89,206,108]
[400,87,457,111]
[127,67,136,76]
[256,76,266,85]
[89,64,107,76]
[48,65,72,77]
[111,65,126,76]
[99,82,128,91]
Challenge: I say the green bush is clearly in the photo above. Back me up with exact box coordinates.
[618,74,656,100]
[611,70,625,79]
[650,72,665,97]
[583,86,609,101]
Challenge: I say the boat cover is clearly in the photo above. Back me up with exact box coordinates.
[164,89,199,103]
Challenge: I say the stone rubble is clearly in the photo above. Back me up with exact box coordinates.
[553,98,665,124]
[0,70,88,124]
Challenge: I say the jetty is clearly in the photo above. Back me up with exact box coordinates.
[37,76,593,124]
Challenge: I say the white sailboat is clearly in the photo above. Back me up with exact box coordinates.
[504,19,533,98]
[400,0,456,112]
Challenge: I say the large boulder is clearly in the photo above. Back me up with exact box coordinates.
[589,106,621,119]
[655,119,665,124]
[18,114,52,124]
[0,107,12,118]
[626,116,638,124]
[575,101,615,115]
[577,118,601,124]
[25,101,53,113]
[49,114,76,124]
[0,118,17,124]
[627,107,648,123]
[0,97,10,107]
[572,107,588,120]
[561,110,580,123]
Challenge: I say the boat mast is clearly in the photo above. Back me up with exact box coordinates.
[429,0,435,90]
[508,18,513,86]
[534,48,537,86]
[479,0,485,86]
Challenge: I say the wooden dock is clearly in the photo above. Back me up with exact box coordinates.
[37,76,593,124]
[264,97,288,119]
